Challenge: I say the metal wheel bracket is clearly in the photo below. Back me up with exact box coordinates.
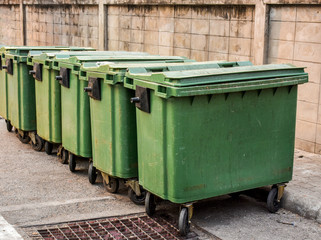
[29,131,36,144]
[101,173,110,185]
[277,184,286,202]
[57,145,63,158]
[17,129,24,137]
[182,203,194,222]
[126,180,141,196]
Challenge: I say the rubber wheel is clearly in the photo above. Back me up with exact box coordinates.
[145,192,156,217]
[267,187,280,213]
[60,149,69,164]
[88,161,97,184]
[6,120,12,132]
[128,187,146,205]
[44,142,53,155]
[17,131,30,144]
[103,177,119,193]
[178,208,190,236]
[31,134,44,151]
[69,153,76,172]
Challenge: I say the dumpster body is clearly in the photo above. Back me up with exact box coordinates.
[125,64,308,235]
[1,46,94,148]
[0,54,8,120]
[31,54,62,148]
[84,61,249,178]
[5,53,36,132]
[55,55,192,172]
[31,51,149,155]
[83,60,251,203]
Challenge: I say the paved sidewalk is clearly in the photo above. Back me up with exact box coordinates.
[0,215,23,240]
[282,149,321,223]
[0,118,320,239]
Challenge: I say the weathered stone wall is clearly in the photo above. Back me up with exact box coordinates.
[107,5,255,62]
[0,0,321,154]
[25,5,99,48]
[0,4,21,45]
[267,5,321,153]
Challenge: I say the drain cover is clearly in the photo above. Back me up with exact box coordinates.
[26,213,198,239]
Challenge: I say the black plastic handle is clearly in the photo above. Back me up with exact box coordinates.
[2,65,7,69]
[29,70,36,75]
[56,76,62,81]
[84,87,92,92]
[130,97,140,103]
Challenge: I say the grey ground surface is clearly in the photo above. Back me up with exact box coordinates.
[283,149,321,224]
[0,118,320,239]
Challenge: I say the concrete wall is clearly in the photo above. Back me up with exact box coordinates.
[107,5,255,62]
[25,5,99,48]
[0,4,21,46]
[0,0,321,154]
[267,5,321,153]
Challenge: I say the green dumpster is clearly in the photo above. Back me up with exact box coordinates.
[0,53,9,125]
[54,55,192,174]
[1,46,95,150]
[124,64,308,235]
[83,61,247,204]
[30,51,150,156]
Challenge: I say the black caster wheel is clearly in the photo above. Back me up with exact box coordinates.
[267,187,280,213]
[31,134,44,151]
[103,177,119,193]
[88,161,97,184]
[44,142,53,155]
[17,131,30,144]
[69,153,76,172]
[128,187,146,205]
[6,120,12,132]
[60,149,69,164]
[178,207,190,236]
[145,192,156,216]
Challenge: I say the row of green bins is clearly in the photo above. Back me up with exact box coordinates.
[30,51,150,157]
[82,60,247,204]
[0,46,94,151]
[124,63,308,235]
[53,55,192,175]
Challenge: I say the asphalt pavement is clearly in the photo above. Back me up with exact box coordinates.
[0,118,320,239]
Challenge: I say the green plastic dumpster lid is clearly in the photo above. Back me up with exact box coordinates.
[84,60,250,76]
[31,51,150,65]
[1,46,95,51]
[127,61,253,74]
[33,51,149,59]
[57,55,190,64]
[81,61,251,84]
[55,55,192,71]
[124,64,308,98]
[27,50,70,65]
[126,64,307,87]
[0,46,95,56]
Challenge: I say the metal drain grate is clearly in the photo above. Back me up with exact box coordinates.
[27,214,198,240]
